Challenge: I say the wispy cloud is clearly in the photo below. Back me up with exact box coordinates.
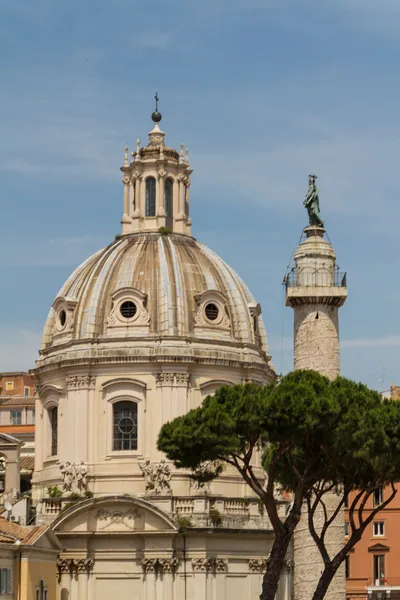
[342,335,400,349]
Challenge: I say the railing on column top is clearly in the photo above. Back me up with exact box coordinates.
[284,267,347,289]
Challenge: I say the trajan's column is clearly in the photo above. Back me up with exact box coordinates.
[285,175,348,600]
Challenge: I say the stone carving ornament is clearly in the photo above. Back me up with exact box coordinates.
[191,557,227,573]
[248,557,270,573]
[139,460,171,494]
[66,376,96,391]
[60,461,88,494]
[57,558,94,580]
[156,373,190,387]
[141,558,179,574]
[96,508,139,530]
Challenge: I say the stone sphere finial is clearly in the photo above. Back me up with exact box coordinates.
[152,92,162,123]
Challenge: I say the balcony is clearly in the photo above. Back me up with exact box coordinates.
[367,577,400,600]
[284,267,347,290]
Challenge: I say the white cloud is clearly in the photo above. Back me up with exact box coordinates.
[341,335,400,349]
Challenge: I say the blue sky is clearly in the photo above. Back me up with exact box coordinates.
[1,0,400,390]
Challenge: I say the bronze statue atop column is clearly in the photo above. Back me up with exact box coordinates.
[304,174,323,227]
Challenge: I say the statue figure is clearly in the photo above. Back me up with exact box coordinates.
[76,462,88,492]
[304,174,323,227]
[60,461,74,492]
[155,460,172,494]
[139,460,156,493]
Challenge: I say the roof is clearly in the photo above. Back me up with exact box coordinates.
[0,397,36,407]
[0,372,31,378]
[39,233,272,372]
[20,456,35,471]
[0,517,47,545]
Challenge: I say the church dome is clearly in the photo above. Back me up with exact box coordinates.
[40,231,271,374]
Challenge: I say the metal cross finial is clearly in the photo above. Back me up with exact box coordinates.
[155,92,159,111]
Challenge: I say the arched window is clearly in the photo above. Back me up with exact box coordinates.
[113,401,138,451]
[145,177,156,217]
[50,406,58,456]
[165,178,173,228]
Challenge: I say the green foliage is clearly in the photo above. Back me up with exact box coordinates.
[47,485,62,499]
[60,501,76,513]
[84,490,93,498]
[175,515,192,531]
[68,492,82,500]
[158,371,400,599]
[209,508,223,527]
[158,227,172,235]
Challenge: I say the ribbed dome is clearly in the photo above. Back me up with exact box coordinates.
[41,232,270,363]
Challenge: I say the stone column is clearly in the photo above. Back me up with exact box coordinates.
[159,559,178,600]
[285,225,347,600]
[58,560,71,600]
[142,559,158,600]
[121,175,131,234]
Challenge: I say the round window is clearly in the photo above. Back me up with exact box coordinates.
[205,303,219,321]
[117,416,136,435]
[59,309,67,328]
[120,300,137,319]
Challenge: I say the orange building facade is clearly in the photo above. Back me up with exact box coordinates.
[0,372,35,492]
[346,484,400,599]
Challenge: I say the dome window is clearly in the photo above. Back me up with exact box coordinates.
[120,301,137,319]
[145,176,156,217]
[205,303,219,321]
[58,309,67,328]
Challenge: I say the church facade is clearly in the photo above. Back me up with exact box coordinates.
[30,107,346,600]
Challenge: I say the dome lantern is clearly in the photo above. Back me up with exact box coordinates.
[120,98,192,236]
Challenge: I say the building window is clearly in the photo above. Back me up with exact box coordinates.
[345,556,350,579]
[373,554,385,584]
[10,410,21,425]
[24,387,30,396]
[32,409,36,425]
[373,521,385,537]
[35,580,48,600]
[0,568,11,595]
[373,487,384,506]
[5,382,14,392]
[113,401,138,451]
[50,407,58,456]
[145,177,156,217]
[344,522,349,536]
[165,178,173,226]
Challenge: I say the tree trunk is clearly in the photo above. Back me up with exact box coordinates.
[260,533,292,600]
[311,564,337,600]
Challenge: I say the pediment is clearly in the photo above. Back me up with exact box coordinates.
[0,432,22,447]
[368,543,390,553]
[52,496,178,535]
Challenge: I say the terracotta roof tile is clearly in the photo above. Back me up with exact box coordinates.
[0,397,36,407]
[0,517,47,545]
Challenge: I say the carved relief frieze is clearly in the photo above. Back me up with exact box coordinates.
[66,376,96,391]
[96,508,140,530]
[155,373,190,387]
[139,459,171,495]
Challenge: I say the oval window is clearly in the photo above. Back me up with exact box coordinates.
[59,309,67,328]
[205,303,219,321]
[120,301,137,319]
